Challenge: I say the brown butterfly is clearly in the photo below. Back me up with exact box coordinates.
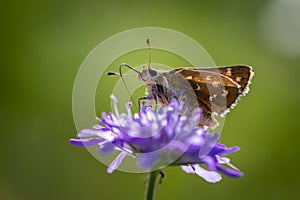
[108,40,254,127]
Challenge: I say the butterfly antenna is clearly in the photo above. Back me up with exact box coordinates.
[146,38,152,70]
[107,72,136,76]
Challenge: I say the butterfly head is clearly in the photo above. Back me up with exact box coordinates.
[138,65,159,84]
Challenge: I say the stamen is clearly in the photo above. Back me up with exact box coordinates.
[110,94,120,119]
[126,102,133,118]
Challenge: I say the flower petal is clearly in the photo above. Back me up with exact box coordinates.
[193,165,222,183]
[99,141,116,155]
[217,165,243,177]
[77,129,101,137]
[70,138,105,147]
[181,164,222,183]
[181,164,196,174]
[107,151,127,173]
[217,156,240,171]
[198,133,220,158]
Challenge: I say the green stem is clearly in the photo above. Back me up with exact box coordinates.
[145,170,159,200]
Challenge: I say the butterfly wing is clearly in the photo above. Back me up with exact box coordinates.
[174,68,241,115]
[192,65,254,94]
[147,65,253,127]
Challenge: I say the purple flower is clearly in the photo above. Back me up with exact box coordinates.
[70,95,243,183]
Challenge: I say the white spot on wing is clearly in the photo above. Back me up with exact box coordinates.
[209,94,218,102]
[221,89,229,97]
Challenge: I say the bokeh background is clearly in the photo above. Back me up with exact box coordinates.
[1,0,300,199]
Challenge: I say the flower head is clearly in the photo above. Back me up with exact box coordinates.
[70,95,243,183]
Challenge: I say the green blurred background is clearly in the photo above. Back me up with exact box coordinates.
[1,0,300,199]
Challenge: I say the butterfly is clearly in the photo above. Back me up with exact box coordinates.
[108,40,254,127]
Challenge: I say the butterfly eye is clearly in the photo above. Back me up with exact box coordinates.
[149,69,158,77]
